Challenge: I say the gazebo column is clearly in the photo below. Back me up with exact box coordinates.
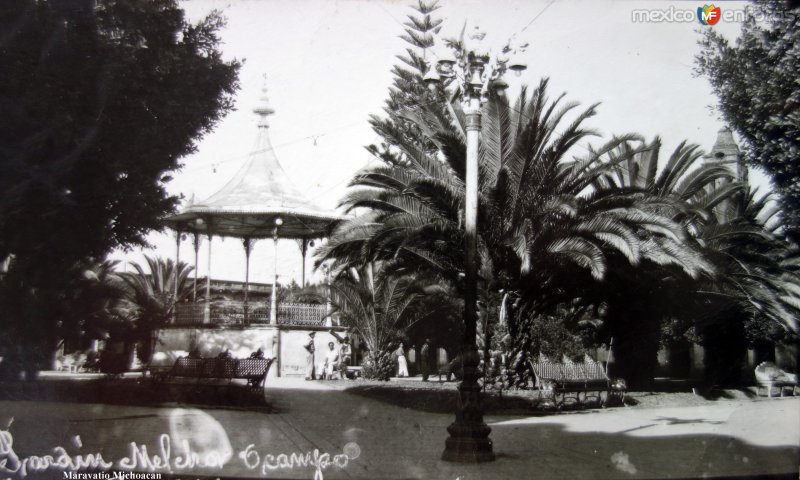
[192,232,200,303]
[300,237,309,287]
[242,237,252,325]
[205,233,213,324]
[270,218,283,325]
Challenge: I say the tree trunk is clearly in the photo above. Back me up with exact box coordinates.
[702,319,747,387]
[607,303,660,389]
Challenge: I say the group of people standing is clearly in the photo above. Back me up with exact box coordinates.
[303,334,438,381]
[393,338,434,381]
[303,330,352,380]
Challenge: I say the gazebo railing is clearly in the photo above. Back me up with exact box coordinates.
[276,303,328,326]
[174,304,206,325]
[174,301,328,327]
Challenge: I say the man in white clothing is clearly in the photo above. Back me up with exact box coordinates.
[321,341,339,379]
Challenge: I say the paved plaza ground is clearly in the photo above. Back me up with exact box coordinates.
[0,375,798,479]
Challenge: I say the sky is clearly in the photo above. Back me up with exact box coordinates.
[108,0,769,286]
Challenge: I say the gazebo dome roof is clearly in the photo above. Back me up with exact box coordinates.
[165,85,343,239]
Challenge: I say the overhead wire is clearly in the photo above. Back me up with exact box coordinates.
[183,1,562,178]
[180,119,367,174]
[183,0,594,207]
[521,0,558,33]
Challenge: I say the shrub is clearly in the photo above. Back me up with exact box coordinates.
[362,351,395,381]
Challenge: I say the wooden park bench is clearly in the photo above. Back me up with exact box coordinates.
[754,362,798,398]
[159,356,275,401]
[529,357,626,409]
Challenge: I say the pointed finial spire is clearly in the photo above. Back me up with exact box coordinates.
[705,125,740,162]
[704,125,747,183]
[253,73,275,127]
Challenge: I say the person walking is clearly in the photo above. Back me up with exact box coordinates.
[304,332,316,380]
[395,343,409,377]
[420,338,431,381]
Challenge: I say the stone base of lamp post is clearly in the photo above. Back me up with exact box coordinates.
[442,348,495,462]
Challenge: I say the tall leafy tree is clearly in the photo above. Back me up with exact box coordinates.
[368,0,443,157]
[0,0,239,370]
[696,0,800,241]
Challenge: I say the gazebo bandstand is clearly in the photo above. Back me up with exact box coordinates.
[160,82,344,376]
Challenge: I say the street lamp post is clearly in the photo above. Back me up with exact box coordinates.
[427,26,527,463]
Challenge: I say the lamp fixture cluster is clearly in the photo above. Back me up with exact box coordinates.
[424,25,528,103]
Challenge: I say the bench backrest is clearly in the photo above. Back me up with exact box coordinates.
[562,362,582,380]
[530,361,563,381]
[170,357,272,380]
[235,358,271,379]
[582,361,608,380]
[529,360,609,382]
[211,358,237,378]
[171,358,204,377]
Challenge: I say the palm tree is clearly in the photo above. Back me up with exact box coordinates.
[319,81,705,350]
[67,259,130,342]
[690,187,800,384]
[583,140,799,386]
[595,137,740,213]
[325,262,451,380]
[119,255,199,364]
[574,138,740,385]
